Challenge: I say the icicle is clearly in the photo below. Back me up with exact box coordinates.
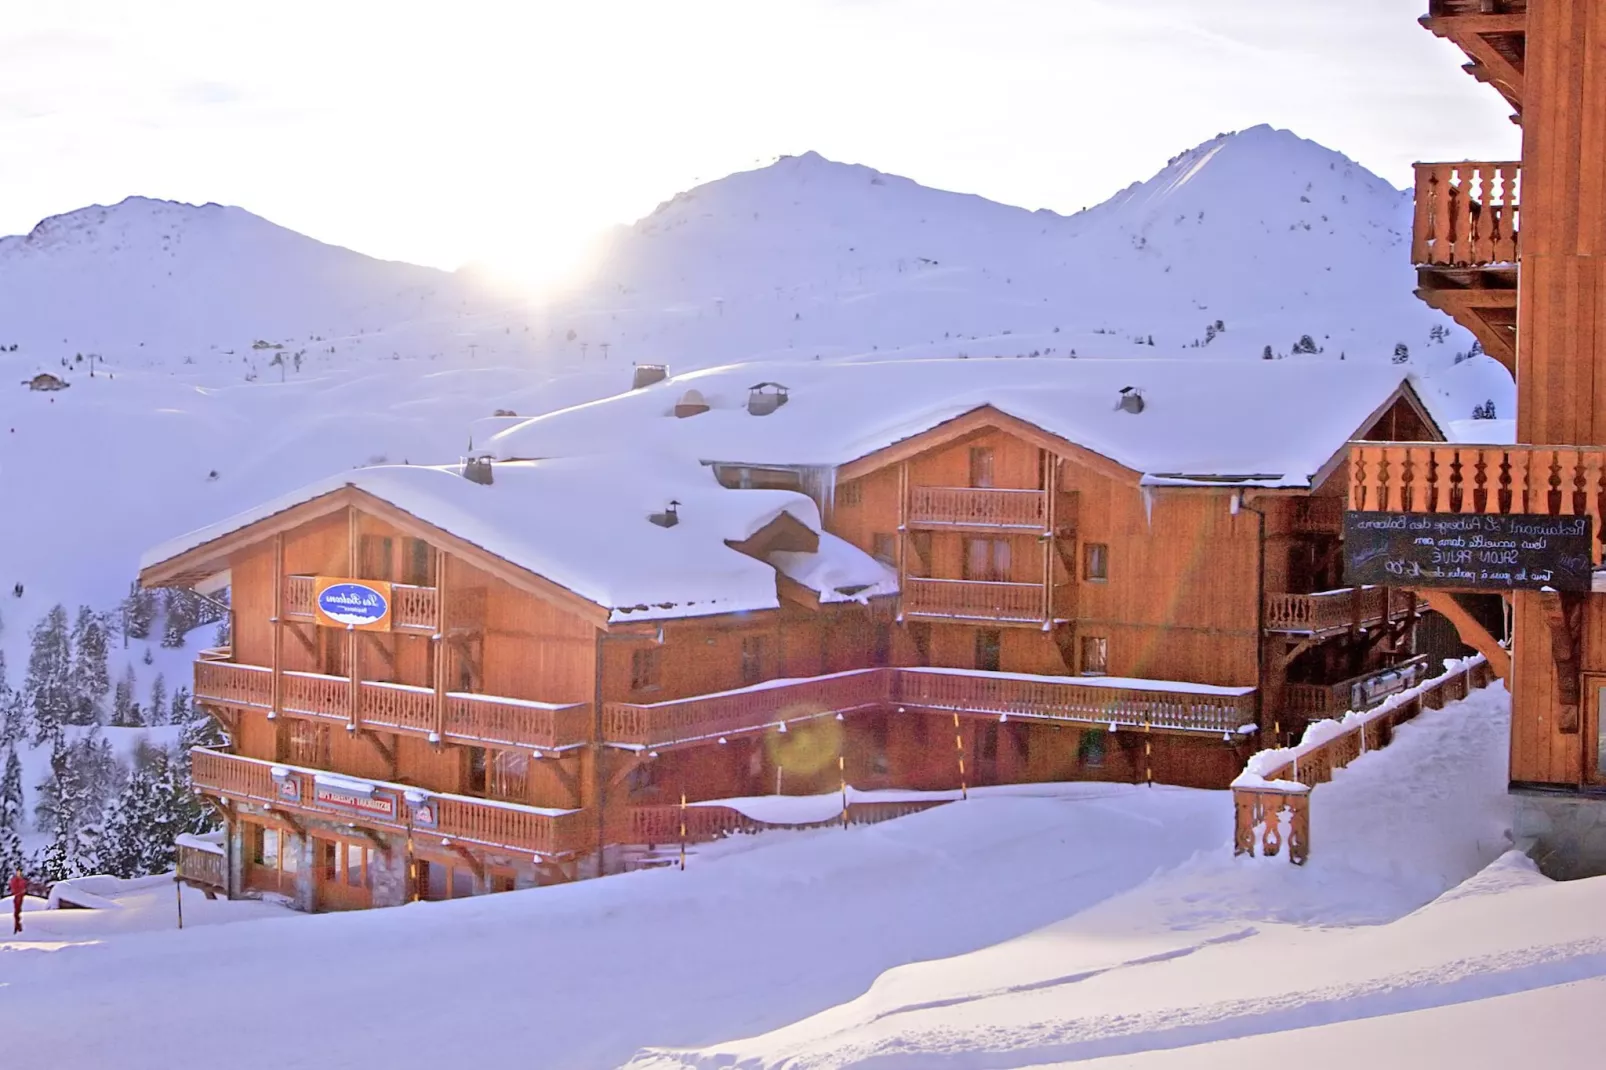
[777,721,788,734]
[1141,485,1155,528]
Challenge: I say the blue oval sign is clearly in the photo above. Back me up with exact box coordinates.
[317,581,390,628]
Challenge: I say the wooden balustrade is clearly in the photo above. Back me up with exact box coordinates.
[1262,586,1414,635]
[198,646,234,663]
[175,840,227,891]
[621,797,952,848]
[1412,161,1521,267]
[1348,443,1606,565]
[191,748,589,856]
[907,487,1048,529]
[280,670,350,722]
[1234,656,1495,865]
[283,575,314,617]
[194,659,272,709]
[894,668,1254,733]
[603,669,889,749]
[1281,657,1432,720]
[390,583,437,632]
[360,681,436,736]
[444,692,592,749]
[903,577,1047,624]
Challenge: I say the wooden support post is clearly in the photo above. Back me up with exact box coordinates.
[347,507,361,733]
[1041,450,1056,627]
[271,534,284,720]
[1538,590,1585,733]
[433,548,448,742]
[896,462,909,622]
[952,712,967,800]
[678,791,687,871]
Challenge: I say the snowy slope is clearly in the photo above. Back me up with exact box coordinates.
[4,683,1578,1070]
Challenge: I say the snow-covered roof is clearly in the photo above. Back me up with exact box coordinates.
[484,357,1436,488]
[139,455,896,623]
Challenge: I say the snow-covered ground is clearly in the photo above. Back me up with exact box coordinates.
[5,682,1575,1070]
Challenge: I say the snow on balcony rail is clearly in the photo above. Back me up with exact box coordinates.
[1232,654,1495,865]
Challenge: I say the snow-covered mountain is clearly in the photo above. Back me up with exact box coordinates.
[0,125,1514,660]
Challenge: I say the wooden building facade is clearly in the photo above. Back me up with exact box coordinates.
[1348,1,1606,877]
[147,360,1442,911]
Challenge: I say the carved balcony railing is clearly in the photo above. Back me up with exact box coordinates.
[1263,586,1417,636]
[902,577,1047,624]
[602,666,1256,750]
[193,660,591,749]
[1348,443,1606,566]
[1412,161,1520,268]
[1282,655,1432,719]
[907,487,1047,530]
[190,749,593,857]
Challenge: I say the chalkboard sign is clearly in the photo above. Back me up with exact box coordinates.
[1343,511,1595,592]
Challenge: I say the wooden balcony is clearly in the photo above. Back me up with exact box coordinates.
[907,487,1047,530]
[902,577,1048,626]
[1263,587,1417,637]
[1282,656,1433,719]
[603,668,889,749]
[1347,443,1606,567]
[191,749,592,857]
[1412,161,1520,370]
[891,668,1255,734]
[193,659,592,749]
[174,835,227,893]
[1422,2,1526,121]
[602,666,1255,749]
[282,575,484,634]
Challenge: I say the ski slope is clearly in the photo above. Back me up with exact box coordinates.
[2,681,1565,1070]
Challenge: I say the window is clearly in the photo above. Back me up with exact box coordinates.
[466,746,488,796]
[404,537,434,586]
[909,531,932,572]
[245,822,297,894]
[871,533,896,565]
[489,872,517,894]
[489,750,528,802]
[631,647,661,691]
[1083,542,1109,581]
[837,482,862,507]
[964,538,1011,582]
[872,623,893,667]
[419,859,477,902]
[359,534,394,580]
[969,446,995,488]
[1078,729,1107,767]
[975,629,1002,672]
[287,722,330,767]
[978,721,1000,762]
[345,842,372,889]
[741,636,768,685]
[1080,636,1108,676]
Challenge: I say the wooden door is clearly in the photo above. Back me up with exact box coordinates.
[313,837,374,912]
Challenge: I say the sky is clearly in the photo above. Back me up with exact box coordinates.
[1,0,1520,286]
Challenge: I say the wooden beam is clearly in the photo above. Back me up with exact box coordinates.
[272,533,284,721]
[433,547,447,742]
[1415,590,1510,681]
[445,843,484,881]
[359,729,397,774]
[361,630,398,675]
[1278,636,1320,670]
[1538,591,1584,734]
[285,620,318,659]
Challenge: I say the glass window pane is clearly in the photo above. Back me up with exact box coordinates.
[261,829,279,868]
[424,861,448,901]
[451,867,475,900]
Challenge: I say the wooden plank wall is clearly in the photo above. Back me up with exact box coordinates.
[1508,0,1606,787]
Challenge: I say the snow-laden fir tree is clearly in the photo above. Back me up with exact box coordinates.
[169,685,192,727]
[68,605,110,724]
[110,664,139,727]
[148,672,168,727]
[35,739,95,882]
[121,581,157,642]
[0,648,20,750]
[0,745,24,879]
[94,742,210,878]
[161,588,200,648]
[24,604,74,748]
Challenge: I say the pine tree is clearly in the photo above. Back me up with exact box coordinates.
[96,742,212,878]
[121,582,157,642]
[1261,345,1274,361]
[0,649,19,750]
[111,664,139,727]
[0,745,24,879]
[169,685,192,726]
[148,673,168,726]
[68,605,110,724]
[1392,342,1411,364]
[24,604,73,748]
[1292,334,1319,355]
[161,588,197,648]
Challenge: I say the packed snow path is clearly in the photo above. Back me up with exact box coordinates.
[1,685,1514,1069]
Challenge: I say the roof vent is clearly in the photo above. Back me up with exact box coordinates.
[648,500,681,528]
[674,388,710,418]
[633,364,669,390]
[1116,386,1145,415]
[747,382,789,416]
[462,456,494,485]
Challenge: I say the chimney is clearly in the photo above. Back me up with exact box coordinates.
[633,364,669,390]
[1116,387,1145,415]
[462,456,494,485]
[747,382,789,416]
[674,388,710,418]
[648,500,681,528]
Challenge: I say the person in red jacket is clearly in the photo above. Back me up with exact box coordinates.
[9,868,26,934]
